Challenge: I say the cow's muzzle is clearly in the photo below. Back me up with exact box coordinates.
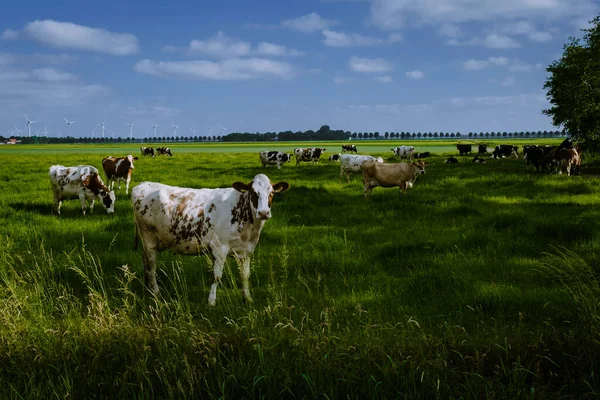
[257,210,271,220]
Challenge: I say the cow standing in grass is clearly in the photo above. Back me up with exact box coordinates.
[102,155,138,195]
[141,147,155,157]
[132,174,289,305]
[49,165,116,215]
[294,148,326,165]
[361,160,427,198]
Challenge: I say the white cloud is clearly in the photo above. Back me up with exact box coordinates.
[24,20,140,55]
[334,77,353,84]
[189,31,251,58]
[134,58,295,80]
[1,29,18,40]
[126,103,182,118]
[322,29,402,47]
[349,56,393,73]
[501,76,517,87]
[0,52,78,66]
[256,42,304,56]
[481,34,521,49]
[168,32,303,58]
[369,0,598,30]
[405,70,424,79]
[282,13,338,33]
[508,59,544,72]
[0,64,107,106]
[439,23,462,38]
[375,75,393,83]
[463,56,509,71]
[495,20,553,42]
[31,68,78,82]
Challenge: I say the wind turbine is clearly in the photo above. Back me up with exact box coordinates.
[11,126,21,136]
[171,123,180,136]
[190,125,196,136]
[208,127,213,136]
[153,124,159,139]
[125,122,135,140]
[58,129,62,138]
[43,126,49,137]
[24,114,37,137]
[220,125,227,136]
[112,131,116,140]
[97,120,106,138]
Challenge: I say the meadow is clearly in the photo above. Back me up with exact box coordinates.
[0,140,599,399]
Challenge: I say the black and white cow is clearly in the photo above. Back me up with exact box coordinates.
[413,152,431,158]
[49,165,116,215]
[391,146,414,160]
[294,147,326,165]
[492,145,519,159]
[140,147,155,157]
[478,144,487,155]
[456,144,472,156]
[156,147,173,156]
[472,156,486,163]
[132,174,289,305]
[342,144,358,153]
[329,154,341,161]
[259,151,292,169]
[445,157,459,164]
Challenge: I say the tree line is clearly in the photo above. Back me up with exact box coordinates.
[3,125,566,145]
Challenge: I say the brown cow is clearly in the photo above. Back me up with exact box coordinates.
[556,148,580,176]
[361,160,427,198]
[102,155,139,195]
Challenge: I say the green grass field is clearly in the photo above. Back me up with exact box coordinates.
[1,140,599,399]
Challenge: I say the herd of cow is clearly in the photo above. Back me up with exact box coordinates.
[45,137,580,305]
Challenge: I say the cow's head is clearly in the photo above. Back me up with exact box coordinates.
[99,190,116,214]
[375,157,384,163]
[126,154,139,169]
[232,174,289,221]
[282,154,291,162]
[413,160,427,174]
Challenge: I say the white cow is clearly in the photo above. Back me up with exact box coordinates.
[391,146,415,160]
[340,154,384,183]
[132,174,290,305]
[49,165,116,215]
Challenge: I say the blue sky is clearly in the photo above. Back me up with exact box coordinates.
[0,0,597,138]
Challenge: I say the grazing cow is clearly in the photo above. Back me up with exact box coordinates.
[472,156,486,163]
[131,174,289,305]
[478,144,487,155]
[413,152,431,159]
[492,145,519,159]
[259,151,292,169]
[523,146,548,172]
[49,165,116,216]
[361,160,427,198]
[342,144,358,153]
[456,144,472,156]
[156,147,173,156]
[391,146,415,160]
[294,147,326,165]
[102,155,139,195]
[340,154,384,183]
[329,154,341,162]
[140,147,155,157]
[445,157,459,164]
[555,148,580,176]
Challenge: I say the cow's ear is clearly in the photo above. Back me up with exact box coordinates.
[232,181,251,192]
[272,182,290,192]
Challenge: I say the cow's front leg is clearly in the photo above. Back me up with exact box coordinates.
[238,256,252,304]
[125,176,131,195]
[208,246,228,306]
[78,191,87,216]
[89,198,95,213]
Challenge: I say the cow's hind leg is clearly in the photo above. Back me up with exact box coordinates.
[139,229,160,295]
[51,186,62,215]
[208,246,229,306]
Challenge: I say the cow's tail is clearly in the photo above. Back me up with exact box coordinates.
[133,222,139,250]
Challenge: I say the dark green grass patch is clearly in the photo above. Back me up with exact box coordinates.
[0,143,599,398]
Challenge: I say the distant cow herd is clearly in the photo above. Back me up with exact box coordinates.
[46,137,583,304]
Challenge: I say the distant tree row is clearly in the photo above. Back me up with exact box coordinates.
[2,125,566,145]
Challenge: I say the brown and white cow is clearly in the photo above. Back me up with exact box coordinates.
[361,160,427,198]
[340,154,384,183]
[132,173,290,305]
[294,147,326,165]
[156,147,173,156]
[102,155,139,195]
[259,151,292,169]
[555,148,580,176]
[49,165,116,215]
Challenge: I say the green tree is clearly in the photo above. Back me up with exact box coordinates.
[543,15,600,147]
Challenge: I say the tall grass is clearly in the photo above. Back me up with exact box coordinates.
[0,142,599,398]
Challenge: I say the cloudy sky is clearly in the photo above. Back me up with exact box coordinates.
[0,0,597,138]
